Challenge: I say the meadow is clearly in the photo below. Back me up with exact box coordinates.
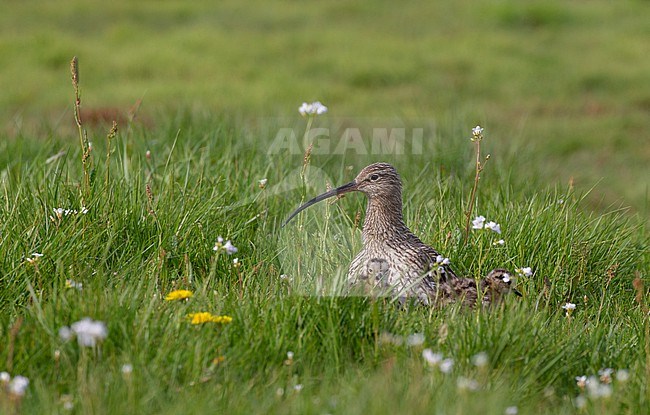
[1,1,649,414]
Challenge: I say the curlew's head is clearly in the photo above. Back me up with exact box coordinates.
[481,269,522,297]
[351,163,402,199]
[282,162,402,227]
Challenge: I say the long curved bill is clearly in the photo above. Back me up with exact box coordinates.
[282,181,357,227]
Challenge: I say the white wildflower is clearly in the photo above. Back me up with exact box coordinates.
[516,267,533,277]
[439,358,454,374]
[286,351,294,360]
[279,274,293,283]
[65,279,83,291]
[472,126,484,137]
[25,252,44,263]
[8,375,29,396]
[59,326,73,341]
[435,255,450,265]
[298,102,310,116]
[562,302,576,317]
[504,406,518,415]
[293,384,303,392]
[299,101,328,116]
[585,375,613,399]
[471,215,486,230]
[493,239,505,246]
[616,369,629,382]
[213,237,237,255]
[222,240,238,255]
[406,333,425,347]
[598,368,614,384]
[315,103,328,114]
[471,352,489,368]
[121,364,133,375]
[574,395,587,409]
[258,178,268,189]
[575,375,587,389]
[61,394,74,410]
[68,318,108,347]
[456,376,479,391]
[484,221,501,234]
[0,371,10,383]
[52,207,86,218]
[379,332,403,346]
[422,349,443,366]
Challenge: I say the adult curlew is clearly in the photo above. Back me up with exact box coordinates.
[283,162,460,304]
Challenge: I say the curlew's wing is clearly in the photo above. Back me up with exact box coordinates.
[402,233,459,282]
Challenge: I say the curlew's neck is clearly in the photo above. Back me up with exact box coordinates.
[362,193,410,242]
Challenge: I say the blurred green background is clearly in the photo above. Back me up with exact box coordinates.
[1,0,648,216]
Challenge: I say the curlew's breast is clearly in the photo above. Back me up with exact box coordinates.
[347,243,438,303]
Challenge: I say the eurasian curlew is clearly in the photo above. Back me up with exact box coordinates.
[283,162,520,306]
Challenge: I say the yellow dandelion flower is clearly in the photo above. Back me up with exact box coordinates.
[212,315,233,324]
[165,290,193,301]
[187,312,233,325]
[188,312,215,324]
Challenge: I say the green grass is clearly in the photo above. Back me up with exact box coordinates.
[1,1,649,413]
[0,108,648,414]
[1,0,649,215]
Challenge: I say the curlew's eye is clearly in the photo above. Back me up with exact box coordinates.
[370,174,379,181]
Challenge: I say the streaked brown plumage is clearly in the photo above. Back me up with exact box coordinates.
[434,268,522,307]
[283,163,520,306]
[480,268,522,306]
